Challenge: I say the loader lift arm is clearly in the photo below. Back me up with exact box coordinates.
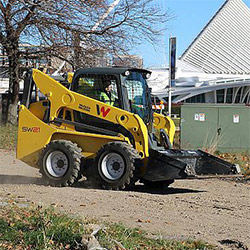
[20,69,149,158]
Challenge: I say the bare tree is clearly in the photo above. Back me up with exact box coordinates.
[0,0,171,124]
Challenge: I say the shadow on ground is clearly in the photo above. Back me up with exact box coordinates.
[0,175,205,195]
[129,184,205,195]
[0,174,43,185]
[76,180,205,195]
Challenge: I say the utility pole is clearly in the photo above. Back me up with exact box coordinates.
[168,36,176,117]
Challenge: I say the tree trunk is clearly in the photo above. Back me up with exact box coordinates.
[5,43,20,125]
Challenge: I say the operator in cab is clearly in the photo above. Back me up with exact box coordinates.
[99,80,116,106]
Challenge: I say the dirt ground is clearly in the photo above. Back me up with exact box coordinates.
[0,149,249,249]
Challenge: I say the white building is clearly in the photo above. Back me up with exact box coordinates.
[149,0,250,104]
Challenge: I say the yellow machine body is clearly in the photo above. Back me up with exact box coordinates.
[153,112,175,144]
[17,69,174,168]
[17,68,238,190]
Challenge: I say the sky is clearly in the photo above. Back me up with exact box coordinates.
[132,0,250,68]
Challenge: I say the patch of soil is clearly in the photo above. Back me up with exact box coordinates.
[0,150,249,249]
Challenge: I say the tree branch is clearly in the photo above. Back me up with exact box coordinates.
[15,3,38,36]
[0,1,5,14]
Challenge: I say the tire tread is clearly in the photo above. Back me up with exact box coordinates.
[40,140,82,187]
[89,142,141,190]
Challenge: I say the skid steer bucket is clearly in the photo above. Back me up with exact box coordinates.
[143,149,241,182]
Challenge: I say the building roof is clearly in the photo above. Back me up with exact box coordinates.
[180,0,250,75]
[153,77,250,103]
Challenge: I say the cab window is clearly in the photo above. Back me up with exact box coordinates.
[124,72,148,119]
[74,74,119,106]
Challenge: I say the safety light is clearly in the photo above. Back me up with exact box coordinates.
[124,70,130,76]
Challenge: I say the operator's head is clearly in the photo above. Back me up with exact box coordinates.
[103,80,112,92]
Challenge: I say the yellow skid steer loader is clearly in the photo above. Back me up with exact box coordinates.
[17,68,240,190]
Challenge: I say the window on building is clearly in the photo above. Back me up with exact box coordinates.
[226,88,233,103]
[242,89,250,104]
[216,89,224,103]
[247,92,250,104]
[186,94,205,103]
[163,97,169,103]
[235,87,242,103]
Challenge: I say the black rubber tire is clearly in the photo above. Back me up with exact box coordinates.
[40,140,82,187]
[89,142,141,190]
[140,179,175,189]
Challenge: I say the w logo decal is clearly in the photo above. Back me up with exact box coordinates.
[96,104,111,118]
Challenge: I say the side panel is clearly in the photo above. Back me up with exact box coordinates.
[17,106,130,168]
[181,105,218,150]
[218,106,250,152]
[17,106,56,168]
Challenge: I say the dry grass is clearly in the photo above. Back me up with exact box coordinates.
[218,153,250,178]
[0,125,17,150]
[0,202,213,250]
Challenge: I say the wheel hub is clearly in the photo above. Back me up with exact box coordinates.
[46,151,69,178]
[57,159,65,168]
[100,153,125,181]
[112,162,120,171]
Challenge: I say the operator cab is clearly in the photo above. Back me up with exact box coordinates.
[71,67,152,123]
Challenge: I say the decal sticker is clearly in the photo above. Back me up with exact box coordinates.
[233,114,239,123]
[79,104,91,112]
[22,127,40,133]
[96,104,111,118]
[199,113,205,122]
